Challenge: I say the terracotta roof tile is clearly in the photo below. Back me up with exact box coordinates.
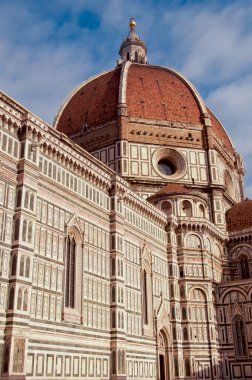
[148,184,189,201]
[56,68,121,135]
[226,199,252,232]
[126,65,201,124]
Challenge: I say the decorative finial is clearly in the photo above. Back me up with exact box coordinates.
[129,17,136,30]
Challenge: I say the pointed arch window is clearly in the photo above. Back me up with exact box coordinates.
[239,255,250,279]
[65,236,76,308]
[233,315,247,356]
[143,269,148,324]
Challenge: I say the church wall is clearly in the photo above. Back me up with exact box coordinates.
[0,88,250,380]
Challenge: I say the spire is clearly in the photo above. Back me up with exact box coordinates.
[118,18,147,65]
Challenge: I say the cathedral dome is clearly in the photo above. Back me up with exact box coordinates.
[54,62,234,154]
[226,199,252,232]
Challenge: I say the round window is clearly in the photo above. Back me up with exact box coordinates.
[152,147,186,180]
[158,159,176,176]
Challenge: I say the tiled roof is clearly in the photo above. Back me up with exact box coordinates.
[56,68,121,135]
[226,199,252,232]
[126,65,201,124]
[148,184,189,201]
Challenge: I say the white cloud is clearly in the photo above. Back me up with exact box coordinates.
[0,0,251,197]
[206,74,252,198]
[161,2,252,85]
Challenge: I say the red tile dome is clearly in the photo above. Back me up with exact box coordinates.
[54,63,234,154]
[226,199,252,232]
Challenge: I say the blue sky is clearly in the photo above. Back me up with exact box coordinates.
[1,0,252,197]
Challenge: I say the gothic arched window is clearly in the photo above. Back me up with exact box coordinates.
[14,218,20,241]
[30,193,34,211]
[24,190,29,208]
[239,255,250,279]
[25,257,30,278]
[143,269,148,324]
[233,315,247,356]
[11,254,17,276]
[19,256,24,276]
[183,327,188,340]
[28,222,32,243]
[17,288,22,310]
[111,257,115,276]
[185,358,191,376]
[8,288,15,310]
[23,289,28,311]
[112,350,116,374]
[22,220,27,242]
[65,236,76,308]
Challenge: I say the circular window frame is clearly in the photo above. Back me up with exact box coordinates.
[152,147,187,180]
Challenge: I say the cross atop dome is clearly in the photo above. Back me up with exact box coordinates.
[118,17,147,66]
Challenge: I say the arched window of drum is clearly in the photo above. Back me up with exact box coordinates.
[112,310,116,328]
[143,269,148,324]
[127,52,130,61]
[185,359,191,376]
[121,313,124,329]
[183,327,188,340]
[17,288,22,310]
[118,350,122,373]
[65,236,76,308]
[23,289,28,311]
[11,254,17,276]
[28,222,32,243]
[232,315,247,356]
[112,350,116,374]
[14,218,20,241]
[16,189,22,207]
[25,257,30,278]
[198,204,205,218]
[181,200,192,217]
[239,255,250,279]
[22,220,27,242]
[161,201,172,216]
[182,307,187,320]
[135,51,138,62]
[24,190,29,208]
[111,257,115,276]
[121,288,124,303]
[8,287,15,310]
[30,193,34,211]
[19,256,25,276]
